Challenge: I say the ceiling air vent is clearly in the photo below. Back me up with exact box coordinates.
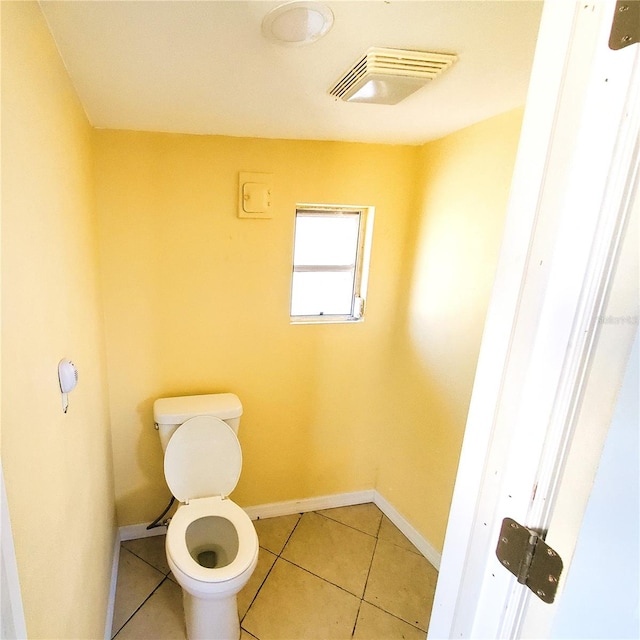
[329,47,457,105]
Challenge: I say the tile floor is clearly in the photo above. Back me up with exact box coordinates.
[112,503,438,639]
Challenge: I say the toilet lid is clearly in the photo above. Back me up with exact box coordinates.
[164,415,242,502]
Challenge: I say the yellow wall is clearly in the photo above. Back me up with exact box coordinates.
[375,109,524,550]
[1,3,116,638]
[94,110,522,551]
[93,131,420,525]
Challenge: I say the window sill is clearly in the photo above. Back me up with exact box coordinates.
[290,316,365,325]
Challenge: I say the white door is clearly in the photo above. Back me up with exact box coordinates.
[429,0,640,637]
[547,331,638,639]
[504,180,638,639]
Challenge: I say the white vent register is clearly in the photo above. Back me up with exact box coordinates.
[329,47,457,105]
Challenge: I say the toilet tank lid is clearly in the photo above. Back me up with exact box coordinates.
[154,393,243,425]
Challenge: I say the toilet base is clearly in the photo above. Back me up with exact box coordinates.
[182,590,240,640]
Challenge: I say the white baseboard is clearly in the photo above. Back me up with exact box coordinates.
[115,489,441,570]
[104,529,121,640]
[243,489,375,520]
[119,522,167,542]
[373,492,442,570]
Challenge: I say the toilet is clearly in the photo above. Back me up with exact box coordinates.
[154,393,259,640]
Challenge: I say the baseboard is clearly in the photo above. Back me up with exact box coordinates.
[119,522,167,542]
[116,488,441,570]
[245,489,441,569]
[104,529,121,640]
[243,489,375,520]
[373,491,442,570]
[116,491,375,539]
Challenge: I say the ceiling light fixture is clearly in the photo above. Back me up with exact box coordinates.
[262,1,334,46]
[329,47,458,105]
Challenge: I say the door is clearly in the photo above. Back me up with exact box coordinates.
[547,331,638,639]
[506,180,638,639]
[429,0,640,637]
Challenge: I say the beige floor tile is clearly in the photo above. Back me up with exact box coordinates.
[238,548,277,619]
[353,601,427,640]
[115,578,186,639]
[112,548,166,636]
[364,540,438,631]
[240,630,259,640]
[378,515,420,554]
[243,559,360,640]
[253,513,301,555]
[122,534,170,574]
[282,512,376,597]
[316,503,383,537]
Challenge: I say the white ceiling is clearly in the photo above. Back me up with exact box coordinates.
[40,1,543,145]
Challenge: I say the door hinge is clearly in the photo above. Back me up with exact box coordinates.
[609,0,640,50]
[495,517,563,604]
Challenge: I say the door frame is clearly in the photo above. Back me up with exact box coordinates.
[1,461,28,639]
[429,0,640,637]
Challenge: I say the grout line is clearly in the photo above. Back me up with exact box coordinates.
[374,510,383,537]
[118,505,432,639]
[111,575,169,639]
[276,556,365,600]
[273,514,425,636]
[350,598,364,638]
[239,553,277,625]
[279,513,368,599]
[120,541,170,577]
[240,513,302,627]
[314,510,381,540]
[314,508,425,558]
[278,512,303,555]
[359,534,379,615]
[361,599,430,634]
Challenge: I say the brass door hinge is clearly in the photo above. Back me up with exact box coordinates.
[495,518,563,604]
[609,1,640,50]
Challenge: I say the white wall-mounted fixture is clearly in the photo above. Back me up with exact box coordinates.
[238,172,273,219]
[329,47,457,105]
[262,1,333,46]
[58,359,78,413]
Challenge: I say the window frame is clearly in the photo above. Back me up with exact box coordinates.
[290,204,374,324]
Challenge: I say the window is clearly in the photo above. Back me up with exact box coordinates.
[290,205,373,323]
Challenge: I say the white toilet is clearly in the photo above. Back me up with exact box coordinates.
[153,393,259,640]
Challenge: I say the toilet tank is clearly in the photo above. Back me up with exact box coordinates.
[154,393,243,452]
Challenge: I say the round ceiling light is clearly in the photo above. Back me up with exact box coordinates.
[262,2,334,46]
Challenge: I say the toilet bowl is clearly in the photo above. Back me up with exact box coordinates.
[156,404,259,640]
[166,497,258,639]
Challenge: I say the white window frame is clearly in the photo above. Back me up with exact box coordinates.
[290,204,374,324]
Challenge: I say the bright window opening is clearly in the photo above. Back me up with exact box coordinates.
[290,206,373,323]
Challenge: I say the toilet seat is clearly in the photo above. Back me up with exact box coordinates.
[163,415,257,585]
[166,496,258,584]
[164,415,242,502]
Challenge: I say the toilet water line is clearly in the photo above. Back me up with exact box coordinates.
[146,496,175,530]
